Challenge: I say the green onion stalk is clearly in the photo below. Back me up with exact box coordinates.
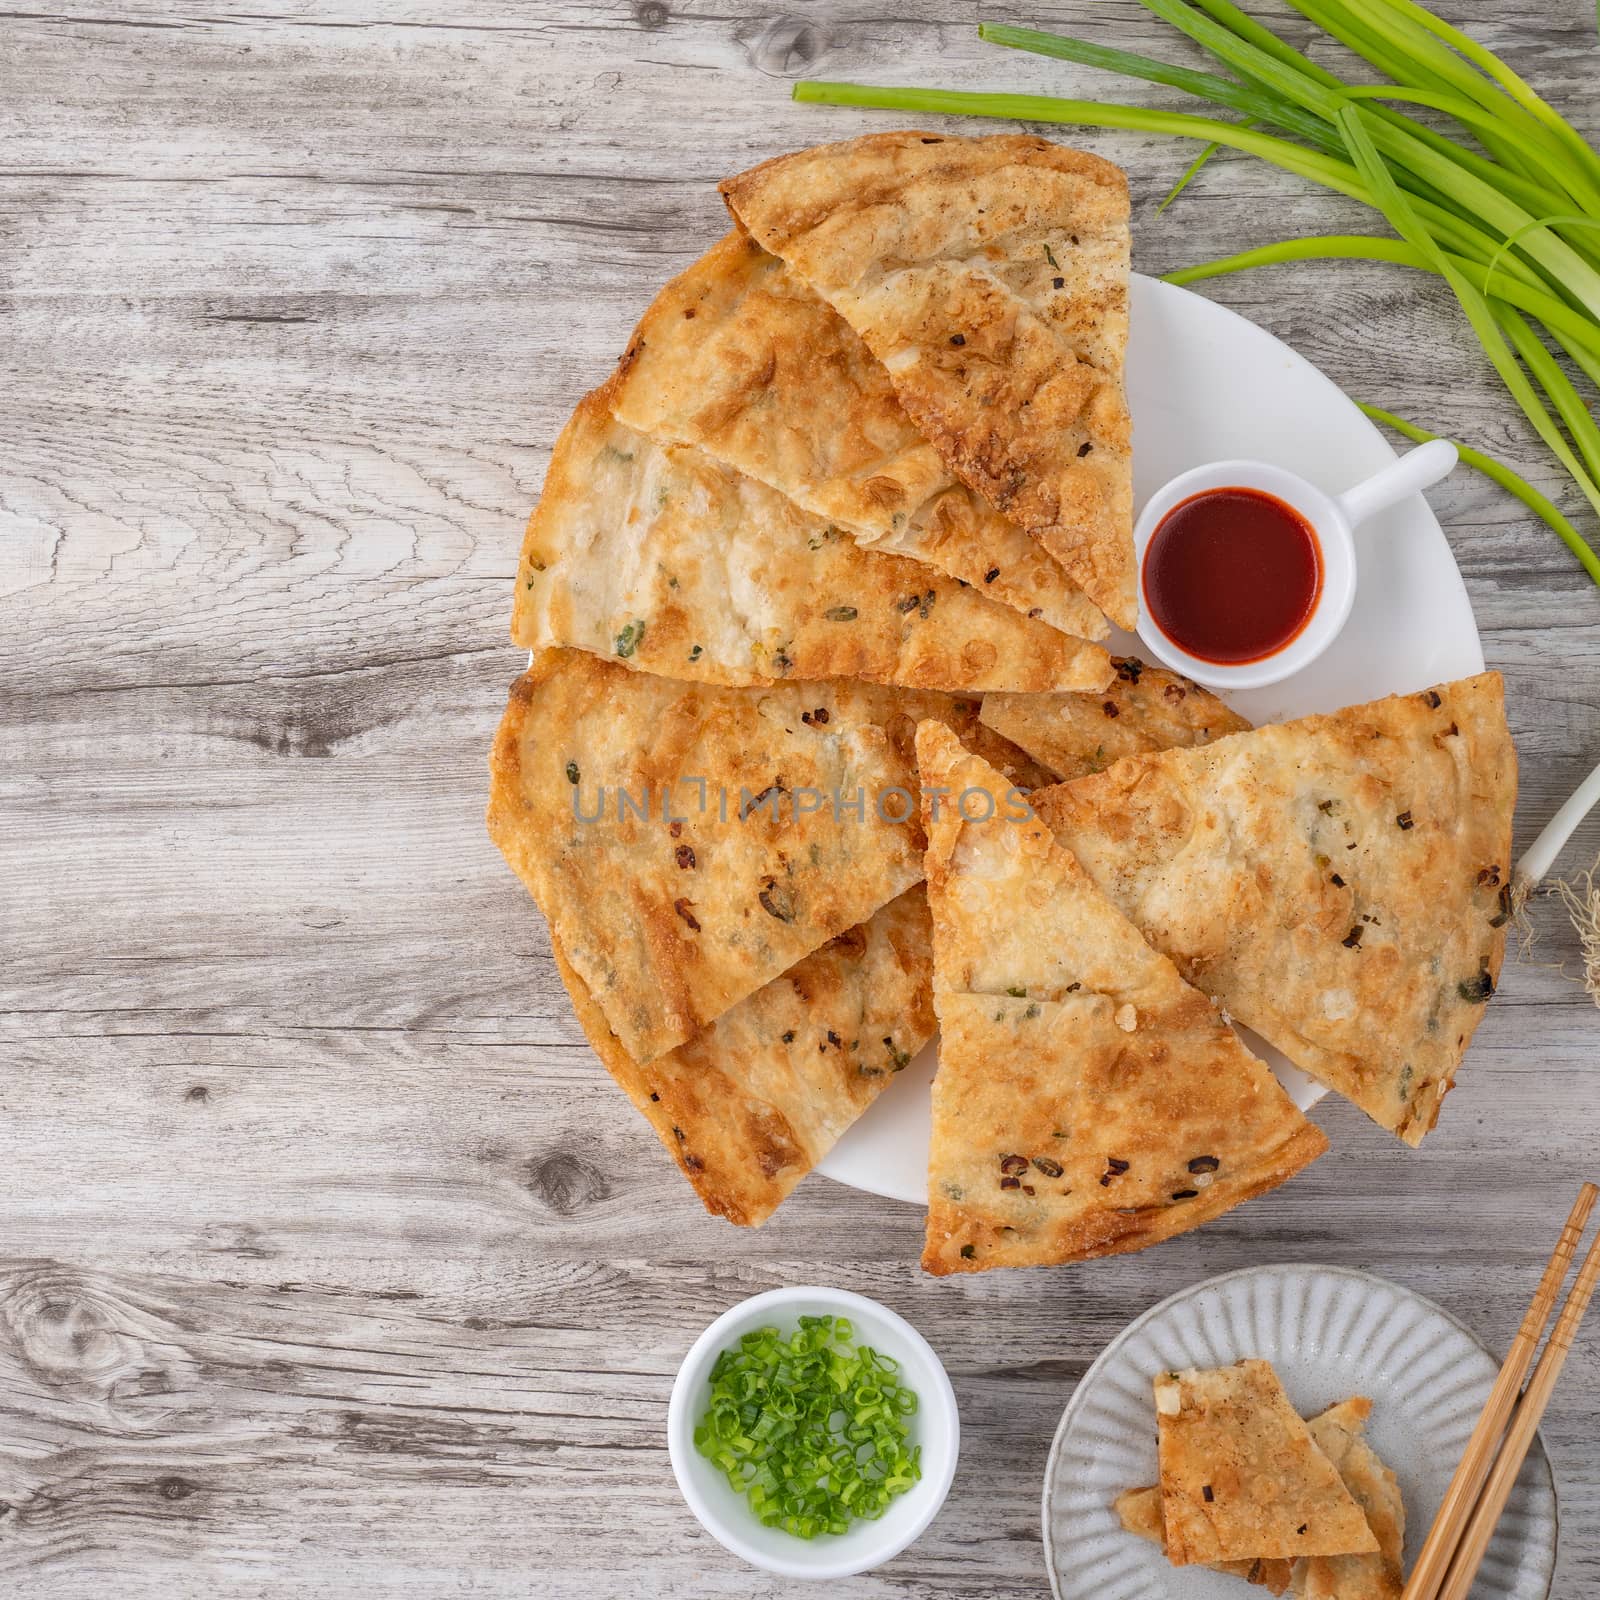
[794,0,1600,583]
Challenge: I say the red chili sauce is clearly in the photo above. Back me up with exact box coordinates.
[1142,487,1323,664]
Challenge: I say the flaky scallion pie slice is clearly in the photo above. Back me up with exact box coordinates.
[914,721,1325,1275]
[722,131,1136,628]
[514,391,1111,694]
[1031,674,1517,1143]
[607,230,1106,640]
[1155,1362,1379,1567]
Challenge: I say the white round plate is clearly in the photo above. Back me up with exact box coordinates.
[817,273,1486,1205]
[1041,1265,1557,1600]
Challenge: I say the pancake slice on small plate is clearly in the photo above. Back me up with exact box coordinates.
[1113,1485,1293,1593]
[980,656,1251,782]
[722,131,1136,628]
[1155,1361,1379,1566]
[1031,675,1517,1143]
[1300,1398,1405,1600]
[513,392,1112,694]
[554,886,935,1227]
[914,721,1326,1274]
[1114,1394,1401,1596]
[608,230,1107,640]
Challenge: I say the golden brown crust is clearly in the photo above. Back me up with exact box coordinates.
[512,390,1113,694]
[1114,1486,1293,1593]
[486,652,931,1062]
[1030,675,1518,1144]
[851,685,1059,796]
[980,658,1252,781]
[915,722,1325,1276]
[721,132,1135,627]
[1155,1362,1379,1565]
[553,887,935,1226]
[1115,1393,1393,1594]
[1300,1400,1405,1599]
[608,231,1106,639]
[487,654,1051,1064]
[720,132,1126,287]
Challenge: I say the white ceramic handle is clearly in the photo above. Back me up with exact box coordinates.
[1517,753,1600,889]
[1334,438,1459,529]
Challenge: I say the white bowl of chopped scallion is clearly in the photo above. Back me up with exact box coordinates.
[667,1286,960,1579]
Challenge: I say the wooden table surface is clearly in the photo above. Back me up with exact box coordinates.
[5,3,1600,1595]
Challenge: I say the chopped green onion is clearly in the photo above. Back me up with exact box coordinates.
[694,1317,922,1539]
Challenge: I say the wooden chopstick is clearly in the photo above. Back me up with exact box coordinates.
[1433,1216,1600,1600]
[1400,1182,1598,1600]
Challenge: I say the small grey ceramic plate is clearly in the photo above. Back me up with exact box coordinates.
[1043,1265,1557,1600]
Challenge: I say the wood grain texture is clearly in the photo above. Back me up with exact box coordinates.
[3,1,1600,1595]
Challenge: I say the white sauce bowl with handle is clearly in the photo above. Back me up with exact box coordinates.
[1134,437,1459,691]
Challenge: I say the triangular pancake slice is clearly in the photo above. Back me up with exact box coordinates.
[488,652,933,1064]
[608,231,1107,641]
[1114,1396,1400,1596]
[1301,1399,1405,1600]
[554,887,935,1227]
[1156,1362,1380,1565]
[488,653,1047,1064]
[915,723,1326,1274]
[722,131,1135,628]
[1031,675,1517,1144]
[1114,1486,1293,1593]
[980,656,1251,782]
[513,391,1112,694]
